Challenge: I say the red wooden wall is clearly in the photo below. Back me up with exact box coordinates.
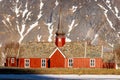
[50,49,65,68]
[5,57,17,67]
[18,58,24,68]
[64,58,68,68]
[73,58,90,68]
[103,62,115,69]
[30,58,41,68]
[18,58,41,68]
[5,57,115,69]
[72,58,103,68]
[18,58,49,68]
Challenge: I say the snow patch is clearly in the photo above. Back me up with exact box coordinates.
[108,43,114,48]
[55,0,59,7]
[44,22,53,42]
[114,6,120,19]
[74,23,78,27]
[106,0,111,9]
[16,0,19,3]
[91,34,99,44]
[21,24,25,35]
[70,6,77,13]
[17,0,43,43]
[6,16,12,26]
[19,22,38,43]
[2,15,12,27]
[117,34,119,38]
[77,37,79,41]
[68,20,75,36]
[95,0,97,2]
[40,0,44,10]
[38,27,41,29]
[29,22,38,33]
[37,35,42,42]
[0,0,2,2]
[37,0,44,20]
[22,2,28,18]
[66,37,71,42]
[14,2,21,17]
[17,23,25,43]
[17,24,25,37]
[95,34,99,39]
[105,0,120,20]
[114,7,119,14]
[25,12,31,21]
[106,0,110,4]
[2,20,9,28]
[98,4,116,31]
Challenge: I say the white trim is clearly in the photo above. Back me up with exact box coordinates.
[49,47,66,58]
[90,59,95,67]
[41,59,46,68]
[11,58,15,63]
[116,64,118,69]
[68,58,73,68]
[24,59,30,68]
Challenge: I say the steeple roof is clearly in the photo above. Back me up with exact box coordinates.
[56,0,65,36]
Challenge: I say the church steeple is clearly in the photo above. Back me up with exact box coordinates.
[55,0,65,47]
[56,0,65,36]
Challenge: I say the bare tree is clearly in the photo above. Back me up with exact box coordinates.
[114,44,120,69]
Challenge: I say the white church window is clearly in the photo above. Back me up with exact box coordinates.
[25,59,30,68]
[41,59,46,68]
[68,58,73,67]
[90,59,95,67]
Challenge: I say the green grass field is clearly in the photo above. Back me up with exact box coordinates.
[0,67,120,75]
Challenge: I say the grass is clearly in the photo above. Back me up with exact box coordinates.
[0,67,120,74]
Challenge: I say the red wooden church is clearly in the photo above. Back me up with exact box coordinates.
[5,1,115,69]
[5,41,115,69]
[5,34,115,69]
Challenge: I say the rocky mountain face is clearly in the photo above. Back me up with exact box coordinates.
[0,0,120,47]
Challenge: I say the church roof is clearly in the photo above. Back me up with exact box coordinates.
[19,42,102,58]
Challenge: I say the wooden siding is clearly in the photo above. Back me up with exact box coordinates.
[30,58,41,68]
[50,49,65,68]
[103,62,115,69]
[6,57,115,69]
[73,58,103,68]
[6,57,17,67]
[18,58,24,68]
[18,58,41,68]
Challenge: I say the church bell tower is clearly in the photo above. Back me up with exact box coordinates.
[55,0,65,47]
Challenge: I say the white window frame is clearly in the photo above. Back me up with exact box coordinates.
[41,59,46,68]
[68,58,73,68]
[11,58,15,63]
[24,59,30,68]
[90,59,95,67]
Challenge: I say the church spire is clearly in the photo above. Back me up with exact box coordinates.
[56,0,65,36]
[55,0,65,47]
